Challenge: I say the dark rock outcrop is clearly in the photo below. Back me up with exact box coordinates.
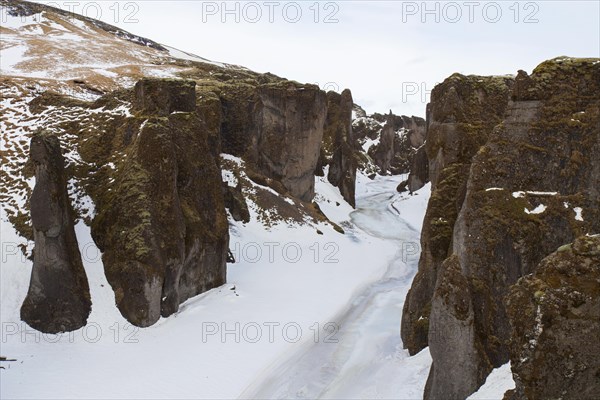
[319,89,357,207]
[405,57,600,399]
[223,182,250,223]
[505,235,600,400]
[92,79,229,327]
[371,112,395,173]
[218,81,327,202]
[405,144,429,193]
[356,111,426,177]
[21,133,91,333]
[133,78,196,116]
[368,112,427,149]
[402,73,514,356]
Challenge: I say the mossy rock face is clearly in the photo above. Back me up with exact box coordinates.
[426,74,515,188]
[21,133,91,333]
[91,80,229,327]
[196,88,223,158]
[321,89,357,207]
[370,113,396,173]
[356,111,424,178]
[401,74,514,356]
[222,182,250,223]
[506,235,600,400]
[426,255,491,400]
[211,77,327,202]
[406,144,429,192]
[219,156,335,230]
[133,78,197,116]
[254,83,327,201]
[420,57,600,399]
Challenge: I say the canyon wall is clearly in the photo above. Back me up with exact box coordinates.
[402,57,600,399]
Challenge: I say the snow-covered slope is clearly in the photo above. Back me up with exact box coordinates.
[0,0,239,95]
[467,363,516,400]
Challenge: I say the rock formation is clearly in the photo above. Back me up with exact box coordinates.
[133,78,196,116]
[505,235,600,400]
[355,111,426,177]
[223,182,251,223]
[402,115,427,148]
[402,73,514,355]
[403,57,600,399]
[371,112,396,174]
[92,79,229,327]
[367,112,427,150]
[318,89,357,207]
[217,80,327,202]
[21,133,91,333]
[404,144,429,193]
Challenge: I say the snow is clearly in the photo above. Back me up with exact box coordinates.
[0,12,43,30]
[0,8,194,82]
[390,181,431,232]
[0,171,434,399]
[574,207,584,221]
[220,153,243,165]
[221,169,238,187]
[0,44,31,75]
[524,204,547,215]
[164,45,227,68]
[361,136,380,152]
[486,187,504,191]
[512,191,558,198]
[0,208,34,326]
[244,173,432,399]
[562,203,584,221]
[467,363,515,400]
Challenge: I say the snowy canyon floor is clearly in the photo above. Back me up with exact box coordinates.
[1,173,434,399]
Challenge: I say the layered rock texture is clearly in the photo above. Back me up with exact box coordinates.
[405,144,429,193]
[317,89,357,206]
[402,73,515,355]
[92,79,229,327]
[213,79,327,202]
[20,133,91,333]
[372,113,396,174]
[10,68,355,329]
[403,57,600,399]
[505,235,600,400]
[353,110,426,177]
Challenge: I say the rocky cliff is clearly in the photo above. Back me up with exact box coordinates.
[317,89,357,206]
[353,110,426,177]
[403,57,600,399]
[402,73,514,354]
[203,77,327,202]
[91,79,229,327]
[7,64,353,329]
[371,113,396,174]
[404,144,429,193]
[505,235,600,400]
[193,72,361,206]
[20,133,91,333]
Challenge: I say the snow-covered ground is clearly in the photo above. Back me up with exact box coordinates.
[468,363,515,400]
[0,171,433,399]
[242,176,432,399]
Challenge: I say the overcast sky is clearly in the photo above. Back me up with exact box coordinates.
[37,1,600,116]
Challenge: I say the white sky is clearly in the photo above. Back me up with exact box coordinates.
[35,1,600,116]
